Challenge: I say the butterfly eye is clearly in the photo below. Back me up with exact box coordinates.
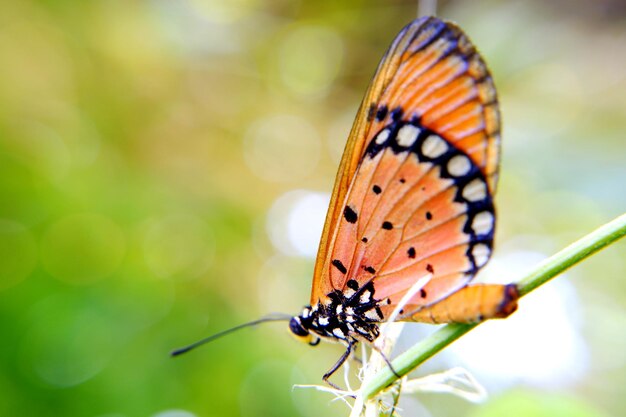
[289,317,313,344]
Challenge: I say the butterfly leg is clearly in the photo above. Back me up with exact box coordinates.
[351,349,363,366]
[371,344,401,378]
[323,339,356,389]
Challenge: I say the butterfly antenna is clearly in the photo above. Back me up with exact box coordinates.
[170,313,292,357]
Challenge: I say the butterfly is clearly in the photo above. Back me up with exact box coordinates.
[287,16,519,383]
[171,15,519,385]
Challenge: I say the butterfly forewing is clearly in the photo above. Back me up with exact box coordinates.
[311,16,506,322]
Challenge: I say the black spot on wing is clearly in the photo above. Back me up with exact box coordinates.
[426,264,434,273]
[391,107,403,121]
[343,205,358,223]
[407,247,416,258]
[367,103,377,121]
[364,266,376,274]
[376,105,388,121]
[426,211,433,220]
[372,185,382,194]
[382,221,393,230]
[347,279,359,291]
[331,259,347,274]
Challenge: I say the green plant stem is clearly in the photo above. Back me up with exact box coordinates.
[362,213,626,400]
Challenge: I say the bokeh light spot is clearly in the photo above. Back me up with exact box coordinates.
[244,115,321,183]
[151,410,197,417]
[256,254,313,316]
[450,250,588,390]
[41,213,126,285]
[0,219,37,290]
[142,213,214,280]
[469,389,611,417]
[266,190,329,258]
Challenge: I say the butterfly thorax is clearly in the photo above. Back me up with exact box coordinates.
[289,279,388,345]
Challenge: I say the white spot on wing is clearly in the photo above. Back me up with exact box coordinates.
[318,316,329,326]
[447,155,472,177]
[375,129,390,145]
[344,288,355,298]
[472,243,491,267]
[462,178,487,202]
[365,309,381,321]
[360,291,371,304]
[396,124,421,147]
[421,134,448,158]
[332,328,345,338]
[472,211,494,235]
[336,305,343,314]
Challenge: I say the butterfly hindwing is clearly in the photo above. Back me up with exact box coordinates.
[337,122,495,310]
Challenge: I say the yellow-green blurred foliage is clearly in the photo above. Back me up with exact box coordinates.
[0,1,625,416]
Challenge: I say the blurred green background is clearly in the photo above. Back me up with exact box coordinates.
[1,0,625,416]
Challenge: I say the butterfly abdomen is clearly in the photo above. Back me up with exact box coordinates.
[408,283,519,324]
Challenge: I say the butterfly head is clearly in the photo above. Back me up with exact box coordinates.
[289,313,320,346]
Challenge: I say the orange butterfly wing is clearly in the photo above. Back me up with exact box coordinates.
[311,17,514,322]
